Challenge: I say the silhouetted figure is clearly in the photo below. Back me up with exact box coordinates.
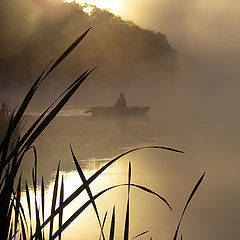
[114,93,126,110]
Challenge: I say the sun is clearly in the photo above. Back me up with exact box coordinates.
[63,0,121,15]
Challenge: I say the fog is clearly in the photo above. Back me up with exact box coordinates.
[1,0,240,239]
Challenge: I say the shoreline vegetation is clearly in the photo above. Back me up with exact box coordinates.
[0,29,204,240]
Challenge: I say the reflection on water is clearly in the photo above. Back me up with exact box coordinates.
[21,154,182,240]
[21,115,164,184]
[19,112,240,239]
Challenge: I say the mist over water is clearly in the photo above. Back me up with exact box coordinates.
[2,0,240,239]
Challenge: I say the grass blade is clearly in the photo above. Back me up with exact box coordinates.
[124,162,131,240]
[130,184,172,211]
[70,146,104,239]
[131,231,149,240]
[109,206,115,240]
[20,212,27,240]
[124,200,130,240]
[59,176,64,240]
[49,162,60,240]
[14,175,21,237]
[25,181,31,220]
[99,211,108,240]
[45,28,91,76]
[41,177,45,222]
[21,68,94,152]
[173,172,205,240]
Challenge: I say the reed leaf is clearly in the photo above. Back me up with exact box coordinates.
[98,211,108,240]
[70,146,104,239]
[21,69,94,152]
[35,204,43,240]
[20,211,27,240]
[41,177,45,222]
[25,181,32,221]
[49,162,60,240]
[173,172,205,240]
[59,176,64,240]
[124,162,132,240]
[130,184,172,211]
[45,28,91,76]
[15,69,89,155]
[131,231,149,240]
[14,175,22,237]
[109,206,115,240]
[124,200,130,240]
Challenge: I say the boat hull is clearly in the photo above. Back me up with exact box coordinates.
[85,106,151,117]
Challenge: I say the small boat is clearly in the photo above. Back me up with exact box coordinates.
[85,106,151,117]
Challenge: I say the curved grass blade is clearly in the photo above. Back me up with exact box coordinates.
[109,206,115,240]
[173,172,205,240]
[38,146,180,231]
[130,184,172,211]
[70,146,105,240]
[131,231,149,240]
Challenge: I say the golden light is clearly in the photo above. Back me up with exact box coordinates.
[63,0,121,15]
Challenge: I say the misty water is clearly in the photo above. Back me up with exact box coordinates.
[20,98,240,239]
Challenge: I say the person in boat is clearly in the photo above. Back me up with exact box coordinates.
[114,93,126,110]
